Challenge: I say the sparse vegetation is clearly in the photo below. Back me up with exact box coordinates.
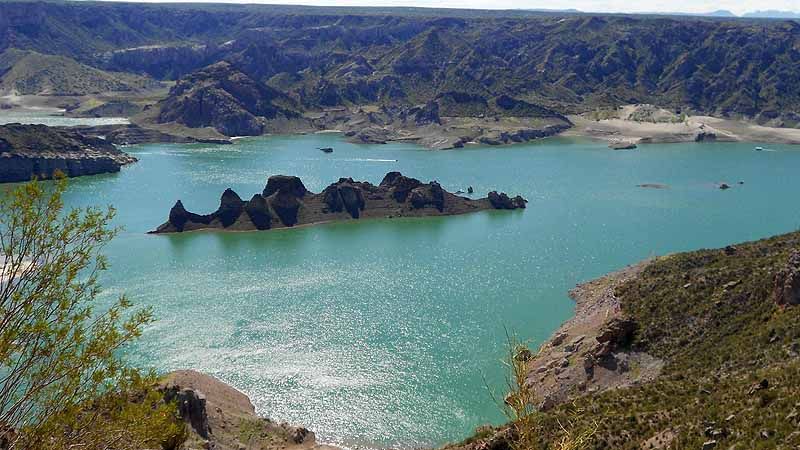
[545,234,800,448]
[455,232,800,449]
[0,49,157,96]
[0,176,185,449]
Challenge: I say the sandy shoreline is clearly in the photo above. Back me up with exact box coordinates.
[5,95,800,148]
[565,114,800,146]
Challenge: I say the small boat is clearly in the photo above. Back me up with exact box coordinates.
[755,146,764,151]
[319,147,334,153]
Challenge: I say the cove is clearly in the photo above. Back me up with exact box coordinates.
[35,134,800,448]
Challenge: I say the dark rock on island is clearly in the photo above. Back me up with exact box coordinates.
[0,123,137,183]
[151,171,526,234]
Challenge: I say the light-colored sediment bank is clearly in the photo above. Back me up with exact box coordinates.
[566,114,800,146]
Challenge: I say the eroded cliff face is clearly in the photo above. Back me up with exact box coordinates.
[0,124,136,182]
[156,62,302,136]
[151,171,526,234]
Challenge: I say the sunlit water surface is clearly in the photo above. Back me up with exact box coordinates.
[7,126,800,448]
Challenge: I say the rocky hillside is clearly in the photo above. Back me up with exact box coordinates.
[452,232,800,449]
[0,124,136,182]
[0,49,157,95]
[156,61,302,136]
[1,2,799,126]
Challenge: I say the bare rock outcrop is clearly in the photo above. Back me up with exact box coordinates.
[488,191,527,210]
[523,262,662,412]
[774,251,800,307]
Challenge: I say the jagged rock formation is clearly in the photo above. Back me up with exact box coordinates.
[160,370,336,450]
[151,171,526,233]
[487,191,527,210]
[0,123,136,182]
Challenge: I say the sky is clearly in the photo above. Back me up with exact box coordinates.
[98,0,800,16]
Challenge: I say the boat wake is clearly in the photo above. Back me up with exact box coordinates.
[343,158,398,162]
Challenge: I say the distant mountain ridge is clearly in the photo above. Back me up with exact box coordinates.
[1,2,800,135]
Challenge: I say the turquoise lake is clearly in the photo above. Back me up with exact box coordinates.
[23,133,800,448]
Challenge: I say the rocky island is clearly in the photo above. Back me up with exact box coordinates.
[151,171,526,234]
[0,123,137,182]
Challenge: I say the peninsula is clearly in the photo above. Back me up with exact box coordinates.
[0,123,137,182]
[151,172,526,233]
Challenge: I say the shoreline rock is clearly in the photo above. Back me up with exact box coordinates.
[609,140,637,150]
[0,123,137,183]
[161,370,337,450]
[151,171,527,234]
[522,260,663,411]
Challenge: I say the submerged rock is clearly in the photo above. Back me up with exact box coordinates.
[609,141,638,150]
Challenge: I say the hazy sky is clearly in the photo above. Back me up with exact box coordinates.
[111,0,799,15]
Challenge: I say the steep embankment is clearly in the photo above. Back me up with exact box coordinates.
[453,232,800,450]
[151,172,526,233]
[0,124,136,182]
